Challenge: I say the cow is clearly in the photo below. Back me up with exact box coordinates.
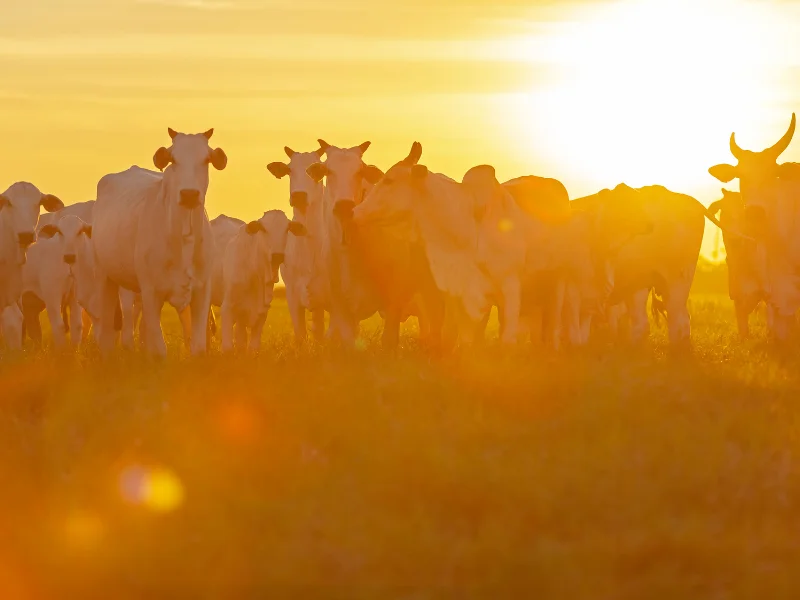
[36,200,95,233]
[706,189,769,338]
[305,141,384,347]
[268,145,329,343]
[20,215,96,349]
[709,113,800,341]
[92,128,227,357]
[219,211,306,353]
[572,184,716,348]
[0,183,64,310]
[0,303,23,350]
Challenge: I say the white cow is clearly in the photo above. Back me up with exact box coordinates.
[306,141,384,347]
[220,211,305,353]
[21,215,96,349]
[707,189,769,338]
[268,145,329,343]
[709,113,800,341]
[92,128,227,357]
[0,182,64,310]
[0,303,23,350]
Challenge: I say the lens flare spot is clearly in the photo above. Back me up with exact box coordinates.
[498,218,514,233]
[119,465,184,513]
[63,511,105,550]
[219,402,259,444]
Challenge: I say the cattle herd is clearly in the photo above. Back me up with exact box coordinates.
[0,115,798,358]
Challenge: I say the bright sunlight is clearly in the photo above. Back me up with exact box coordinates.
[516,0,792,193]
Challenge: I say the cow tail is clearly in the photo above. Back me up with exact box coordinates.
[62,303,70,333]
[650,289,667,325]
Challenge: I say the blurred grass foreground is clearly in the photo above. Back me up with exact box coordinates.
[3,260,800,598]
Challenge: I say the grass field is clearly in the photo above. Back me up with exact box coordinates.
[2,263,800,599]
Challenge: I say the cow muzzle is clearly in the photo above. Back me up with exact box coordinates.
[179,189,202,209]
[290,191,309,213]
[63,253,76,265]
[18,232,35,247]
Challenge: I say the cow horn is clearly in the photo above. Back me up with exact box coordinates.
[729,132,744,160]
[403,141,423,166]
[766,113,796,159]
[317,139,331,152]
[284,146,295,158]
[168,127,178,140]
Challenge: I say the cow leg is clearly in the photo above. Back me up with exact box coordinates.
[249,313,267,355]
[563,282,584,348]
[286,285,307,343]
[221,303,235,354]
[119,291,137,351]
[420,286,445,352]
[178,306,193,352]
[665,287,691,349]
[46,299,67,350]
[140,289,167,358]
[189,286,212,357]
[627,290,650,345]
[381,306,401,352]
[235,322,249,354]
[500,278,521,346]
[543,278,566,351]
[1,305,24,351]
[734,299,752,340]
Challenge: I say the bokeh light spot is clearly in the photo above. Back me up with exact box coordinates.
[119,465,184,513]
[498,218,514,233]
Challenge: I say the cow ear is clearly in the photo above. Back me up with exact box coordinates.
[38,224,60,239]
[40,194,64,213]
[307,162,329,183]
[80,224,93,238]
[358,141,371,155]
[706,200,724,216]
[362,164,384,185]
[154,147,172,171]
[267,162,291,179]
[210,147,228,171]
[288,221,307,237]
[708,164,738,183]
[245,220,266,235]
[411,165,429,179]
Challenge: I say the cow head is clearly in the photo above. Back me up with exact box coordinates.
[267,145,327,216]
[306,140,382,222]
[352,142,423,227]
[246,210,307,284]
[0,182,64,249]
[153,128,227,209]
[37,214,93,266]
[709,114,796,227]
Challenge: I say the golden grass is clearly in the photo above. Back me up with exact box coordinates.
[2,274,800,598]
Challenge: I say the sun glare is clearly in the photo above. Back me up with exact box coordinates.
[517,0,786,193]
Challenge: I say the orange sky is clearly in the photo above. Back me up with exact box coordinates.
[3,0,800,257]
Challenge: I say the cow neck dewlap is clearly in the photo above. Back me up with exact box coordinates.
[160,178,205,289]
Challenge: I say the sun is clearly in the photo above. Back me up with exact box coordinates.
[515,0,785,194]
